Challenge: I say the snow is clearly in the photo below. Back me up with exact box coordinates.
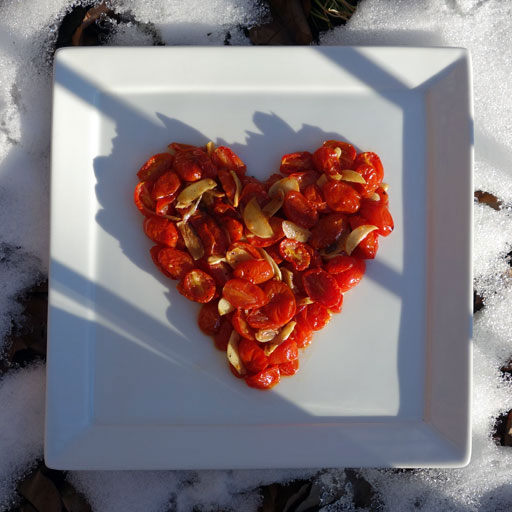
[1,0,512,510]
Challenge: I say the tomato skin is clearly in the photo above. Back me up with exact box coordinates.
[191,215,228,257]
[239,180,268,206]
[353,152,384,184]
[302,269,342,309]
[173,149,204,182]
[137,153,174,182]
[212,146,246,176]
[177,269,216,303]
[238,338,269,374]
[359,201,394,237]
[289,171,320,191]
[143,217,179,247]
[288,318,313,348]
[280,152,314,174]
[231,309,256,341]
[279,358,299,376]
[268,339,299,365]
[134,181,156,216]
[222,279,268,309]
[303,184,328,213]
[197,259,232,288]
[262,280,297,327]
[245,365,280,389]
[303,302,332,330]
[283,191,318,229]
[214,318,233,351]
[150,246,173,279]
[326,255,357,275]
[226,241,262,266]
[323,140,357,169]
[152,171,181,200]
[198,301,221,335]
[222,217,244,243]
[264,244,284,264]
[246,217,285,248]
[312,147,341,175]
[329,293,344,314]
[323,181,361,214]
[279,239,311,271]
[233,259,274,284]
[332,258,366,292]
[218,169,237,203]
[309,212,345,250]
[157,247,195,280]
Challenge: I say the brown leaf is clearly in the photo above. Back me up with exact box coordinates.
[475,190,502,210]
[474,289,484,314]
[60,481,93,512]
[71,4,112,46]
[17,468,62,512]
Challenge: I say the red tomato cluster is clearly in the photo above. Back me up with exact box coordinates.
[134,140,393,390]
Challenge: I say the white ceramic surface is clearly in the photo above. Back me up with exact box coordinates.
[46,46,472,469]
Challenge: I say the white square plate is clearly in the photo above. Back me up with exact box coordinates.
[46,47,472,469]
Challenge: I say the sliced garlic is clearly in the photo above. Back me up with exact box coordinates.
[207,255,227,265]
[282,220,311,242]
[255,328,279,343]
[337,170,366,184]
[268,176,300,199]
[177,178,217,206]
[218,297,235,316]
[297,297,314,306]
[345,225,378,256]
[227,331,246,376]
[243,197,274,238]
[206,141,215,156]
[334,147,342,158]
[264,321,297,355]
[281,267,295,290]
[320,233,348,260]
[161,214,182,221]
[230,170,242,208]
[380,182,389,192]
[226,245,256,268]
[178,195,202,222]
[262,189,284,217]
[316,174,329,188]
[259,248,282,281]
[176,221,204,260]
[369,192,380,201]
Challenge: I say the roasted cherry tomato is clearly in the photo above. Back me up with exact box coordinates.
[280,151,314,174]
[303,302,332,331]
[352,164,380,198]
[268,338,299,365]
[222,217,244,243]
[239,338,269,374]
[233,258,274,284]
[155,196,176,217]
[239,179,268,206]
[359,201,394,237]
[174,148,216,182]
[349,215,379,259]
[289,171,320,191]
[191,215,228,257]
[212,146,246,176]
[325,254,357,275]
[149,246,172,279]
[134,181,156,216]
[353,152,384,184]
[323,140,357,168]
[303,184,328,213]
[332,258,366,292]
[302,269,342,309]
[178,269,216,303]
[323,180,361,214]
[137,153,174,182]
[279,359,300,376]
[288,318,313,348]
[151,171,181,200]
[218,169,237,204]
[214,318,233,351]
[283,191,318,229]
[231,309,256,341]
[279,239,311,271]
[246,217,285,248]
[312,147,341,175]
[143,217,178,247]
[222,279,268,309]
[309,212,345,250]
[197,258,232,288]
[157,247,195,280]
[245,365,280,389]
[198,301,221,335]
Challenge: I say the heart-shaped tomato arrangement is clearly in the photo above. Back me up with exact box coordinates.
[134,140,393,390]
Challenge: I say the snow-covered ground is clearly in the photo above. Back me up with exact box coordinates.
[1,0,512,510]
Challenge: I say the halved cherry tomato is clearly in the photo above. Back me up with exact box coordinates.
[155,196,175,217]
[151,171,181,200]
[359,201,394,237]
[134,181,156,216]
[329,293,344,314]
[262,280,296,327]
[168,142,197,153]
[198,301,221,335]
[289,171,320,191]
[246,217,285,248]
[218,169,237,204]
[197,258,232,288]
[212,146,246,176]
[352,164,380,198]
[288,318,313,348]
[303,184,328,213]
[332,258,366,292]
[283,191,318,229]
[178,269,216,303]
[174,148,215,182]
[349,215,379,259]
[157,247,195,280]
[239,180,268,206]
[323,180,361,214]
[375,185,389,205]
[325,254,357,275]
[245,365,280,389]
[303,244,323,268]
[303,302,331,331]
[323,140,357,169]
[137,153,174,182]
[279,358,299,376]
[312,147,341,175]
[233,258,274,284]
[280,152,314,174]
[265,244,284,264]
[143,217,178,247]
[309,212,345,249]
[302,269,342,309]
[191,215,228,257]
[222,279,268,309]
[149,246,173,279]
[353,152,384,184]
[231,309,256,341]
[279,239,310,271]
[222,217,244,243]
[239,338,269,374]
[214,318,233,351]
[268,338,298,365]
